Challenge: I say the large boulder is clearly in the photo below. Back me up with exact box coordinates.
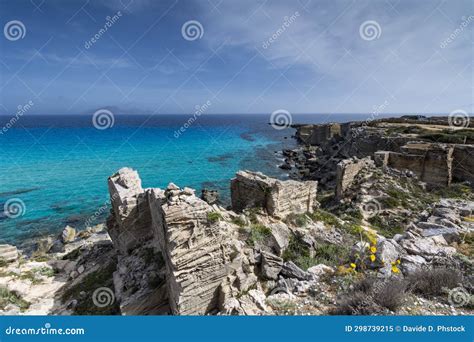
[280,261,309,280]
[231,170,318,219]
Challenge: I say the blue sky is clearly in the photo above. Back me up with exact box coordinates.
[0,0,472,115]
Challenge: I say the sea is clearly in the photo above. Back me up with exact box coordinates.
[0,113,397,245]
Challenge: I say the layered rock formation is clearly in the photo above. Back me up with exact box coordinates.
[287,117,474,188]
[335,157,374,198]
[107,169,251,315]
[148,186,241,315]
[231,170,318,218]
[107,168,153,254]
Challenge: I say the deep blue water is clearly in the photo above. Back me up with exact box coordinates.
[0,113,395,245]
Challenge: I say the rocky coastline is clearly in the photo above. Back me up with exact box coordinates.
[1,116,473,316]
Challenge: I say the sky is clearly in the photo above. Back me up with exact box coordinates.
[0,0,472,115]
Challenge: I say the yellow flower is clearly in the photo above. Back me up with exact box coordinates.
[396,259,401,264]
[370,254,376,262]
[391,265,400,273]
[370,246,377,253]
[350,263,357,269]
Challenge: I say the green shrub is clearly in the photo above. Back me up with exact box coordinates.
[247,224,272,246]
[282,236,349,270]
[0,287,30,311]
[231,216,247,227]
[206,211,222,224]
[285,213,311,227]
[309,209,342,228]
[368,215,405,238]
[313,242,350,268]
[434,183,473,200]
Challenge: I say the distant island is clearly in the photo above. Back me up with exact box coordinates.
[1,116,472,315]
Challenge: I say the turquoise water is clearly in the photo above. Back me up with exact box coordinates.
[0,113,396,245]
[0,114,299,244]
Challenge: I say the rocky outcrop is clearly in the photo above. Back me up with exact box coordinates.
[107,167,154,254]
[335,157,374,198]
[148,186,242,315]
[293,123,341,145]
[231,171,318,218]
[105,167,269,315]
[452,144,474,183]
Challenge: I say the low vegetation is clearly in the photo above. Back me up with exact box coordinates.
[0,287,30,311]
[407,267,462,297]
[367,215,405,238]
[61,262,120,315]
[282,235,349,270]
[284,213,312,227]
[206,211,222,224]
[247,224,272,247]
[420,129,474,144]
[331,276,407,315]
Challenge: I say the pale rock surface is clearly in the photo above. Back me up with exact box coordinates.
[107,167,154,254]
[231,170,318,218]
[0,244,18,263]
